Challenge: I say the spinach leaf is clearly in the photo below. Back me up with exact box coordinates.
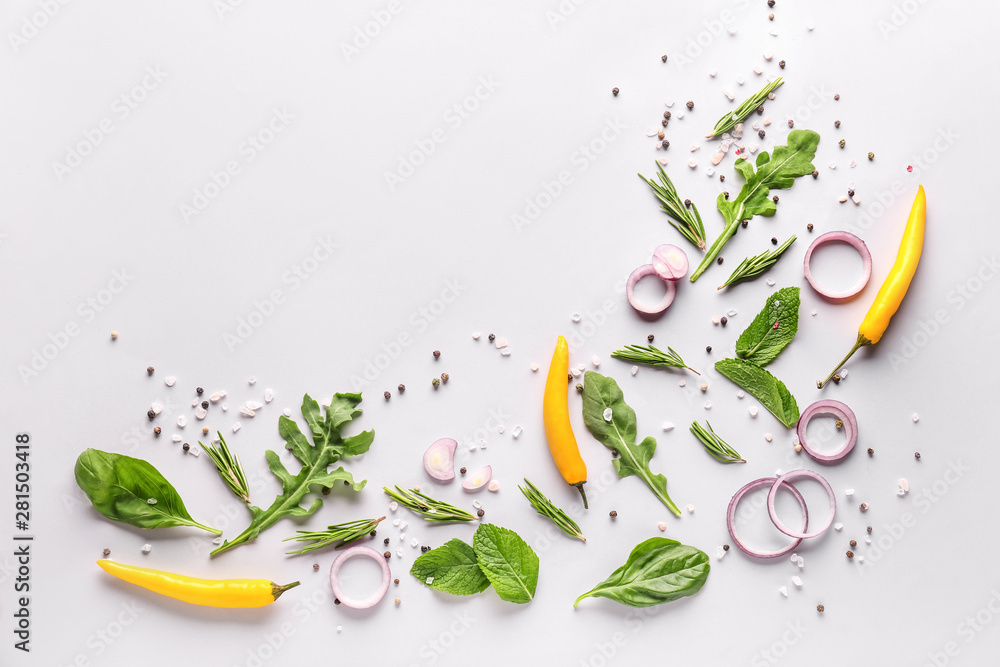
[582,371,680,515]
[211,393,373,556]
[575,537,710,608]
[74,449,220,535]
[410,538,490,596]
[735,286,801,365]
[715,358,800,428]
[473,523,538,604]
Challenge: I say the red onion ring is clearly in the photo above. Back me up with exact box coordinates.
[767,470,836,540]
[796,400,858,464]
[626,264,677,315]
[329,546,391,609]
[727,477,808,559]
[803,231,872,302]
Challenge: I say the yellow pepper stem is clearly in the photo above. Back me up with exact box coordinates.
[271,581,301,602]
[817,334,871,388]
[574,482,588,509]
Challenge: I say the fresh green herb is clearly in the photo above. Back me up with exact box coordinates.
[283,516,385,555]
[735,286,801,365]
[718,236,797,290]
[638,163,708,251]
[519,478,586,542]
[201,432,250,504]
[211,393,373,556]
[691,130,820,281]
[715,358,800,428]
[610,344,699,374]
[690,421,745,463]
[706,77,784,138]
[473,523,539,604]
[383,485,477,523]
[581,371,681,515]
[74,449,220,535]
[574,537,710,608]
[410,538,491,596]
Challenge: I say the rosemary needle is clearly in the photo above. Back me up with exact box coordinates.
[718,236,797,290]
[519,478,586,542]
[638,163,708,251]
[690,421,745,463]
[283,516,385,555]
[201,432,251,504]
[382,486,477,523]
[707,77,784,138]
[610,344,700,374]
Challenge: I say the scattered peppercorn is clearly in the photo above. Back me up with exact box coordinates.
[717,257,724,265]
[706,346,712,353]
[767,0,775,5]
[846,550,854,559]
[313,563,320,571]
[334,598,341,605]
[787,119,794,128]
[720,174,726,182]
[817,604,825,613]
[575,383,583,394]
[370,530,377,537]
[839,139,846,148]
[723,191,730,200]
[723,544,730,551]
[859,502,869,512]
[661,55,668,62]
[847,189,855,197]
[609,510,618,518]
[834,93,840,100]
[758,129,766,138]
[807,223,814,232]
[612,87,619,96]
[664,111,672,119]
[834,120,841,128]
[741,219,749,228]
[661,140,670,149]
[383,551,391,559]
[867,447,874,456]
[811,169,818,179]
[721,316,728,326]
[647,334,654,342]
[394,578,400,585]
[146,366,154,376]
[611,449,619,458]
[756,105,764,115]
[153,427,161,436]
[768,13,774,20]
[771,237,778,245]
[772,195,779,203]
[867,526,872,533]
[147,409,155,420]
[657,131,665,140]
[384,537,390,545]
[440,373,449,383]
[476,509,485,518]
[661,119,668,127]
[103,548,111,556]
[460,467,467,475]
[432,378,440,388]
[915,452,921,460]
[201,401,209,409]
[182,443,190,451]
[398,384,405,393]
[686,100,694,109]
[779,60,786,69]
[832,374,841,384]
[196,387,204,395]
[684,198,691,206]
[850,539,857,548]
[868,152,875,161]
[202,427,209,435]
[488,333,495,341]
[394,597,401,606]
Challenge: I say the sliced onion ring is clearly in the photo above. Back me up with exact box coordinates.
[329,545,391,609]
[796,400,858,464]
[423,437,457,482]
[626,264,677,316]
[652,244,689,281]
[803,231,872,302]
[767,470,836,540]
[727,477,808,559]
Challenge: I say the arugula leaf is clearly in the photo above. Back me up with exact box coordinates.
[575,537,710,608]
[581,371,681,515]
[735,287,801,365]
[75,449,221,535]
[211,393,374,556]
[410,538,490,596]
[690,129,820,281]
[472,524,539,604]
[715,358,800,428]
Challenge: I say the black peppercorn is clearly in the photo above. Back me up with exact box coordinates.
[433,350,441,359]
[758,129,766,138]
[867,526,873,533]
[147,409,155,420]
[196,387,204,395]
[772,195,779,203]
[488,333,495,341]
[811,169,818,179]
[848,189,855,197]
[334,598,341,605]
[384,537,390,545]
[720,174,725,182]
[915,452,921,459]
[867,447,874,456]
[779,59,785,69]
[686,100,694,109]
[757,105,764,115]
[394,578,400,585]
[717,257,723,265]
[771,237,778,245]
[723,191,730,200]
[661,140,670,149]
[834,120,841,128]
[721,316,728,326]
[647,334,654,342]
[182,443,190,451]
[807,223,814,232]
[741,219,749,228]
[817,604,825,613]
[103,548,111,556]
[460,467,467,474]
[612,87,619,96]
[609,510,618,518]
[661,55,668,62]
[684,198,691,206]
[723,544,730,551]
[846,550,854,559]
[201,401,209,409]
[661,119,668,127]
[313,563,320,571]
[383,551,392,559]
[868,152,875,161]
[146,366,154,376]
[477,509,485,517]
[706,346,712,353]
[850,539,857,548]
[664,111,671,120]
[398,384,405,392]
[153,427,161,436]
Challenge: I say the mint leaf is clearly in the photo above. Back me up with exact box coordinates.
[736,287,801,365]
[715,359,800,428]
[410,538,489,596]
[581,371,680,515]
[473,524,538,604]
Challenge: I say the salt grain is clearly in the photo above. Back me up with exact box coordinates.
[631,366,639,376]
[147,498,157,505]
[164,376,176,387]
[591,355,601,367]
[396,548,403,557]
[195,407,207,420]
[749,406,758,417]
[176,416,187,428]
[766,279,775,286]
[603,408,613,422]
[571,368,581,377]
[497,425,505,435]
[779,586,788,597]
[141,544,152,554]
[512,426,522,439]
[571,313,582,323]
[495,337,507,349]
[411,538,420,548]
[210,392,222,403]
[849,160,857,168]
[213,536,223,545]
[488,481,500,492]
[222,403,228,411]
[811,310,817,316]
[713,316,721,325]
[501,348,512,357]
[472,500,482,509]
[172,435,181,443]
[530,363,539,372]
[717,546,727,559]
[753,65,763,75]
[763,51,773,61]
[912,413,920,423]
[389,502,399,512]
[792,576,802,587]
[658,521,667,531]
[240,406,256,418]
[686,504,695,513]
[728,26,737,34]
[657,157,668,166]
[709,70,717,77]
[706,167,715,177]
[264,389,274,403]
[727,309,737,317]
[472,332,481,340]
[662,422,675,431]
[828,161,837,170]
[711,152,725,165]
[764,433,773,442]
[687,159,697,169]
[232,422,241,433]
[737,391,745,399]
[834,522,843,531]
[763,116,772,127]
[646,128,659,137]
[845,489,854,497]
[189,446,200,457]
[704,402,712,410]
[737,76,745,85]
[898,478,910,495]
[724,89,734,101]
[283,408,291,417]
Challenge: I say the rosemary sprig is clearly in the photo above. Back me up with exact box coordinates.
[201,432,251,504]
[519,478,586,542]
[638,163,707,251]
[610,344,700,374]
[283,516,385,555]
[690,421,745,463]
[382,486,477,523]
[707,77,784,138]
[718,235,797,290]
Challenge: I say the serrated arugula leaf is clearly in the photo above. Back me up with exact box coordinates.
[473,524,539,604]
[211,393,373,556]
[715,359,800,428]
[410,539,490,596]
[581,371,681,515]
[736,287,801,365]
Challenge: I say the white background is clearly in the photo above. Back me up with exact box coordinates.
[2,1,998,665]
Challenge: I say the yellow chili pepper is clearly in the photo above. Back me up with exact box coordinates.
[543,335,588,508]
[818,185,926,388]
[97,560,299,608]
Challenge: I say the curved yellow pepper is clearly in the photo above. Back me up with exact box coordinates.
[543,335,588,508]
[818,185,926,387]
[97,560,299,608]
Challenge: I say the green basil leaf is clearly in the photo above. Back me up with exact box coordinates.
[715,358,800,428]
[735,287,801,365]
[74,449,220,535]
[410,538,490,596]
[473,524,538,604]
[575,537,710,608]
[582,371,680,515]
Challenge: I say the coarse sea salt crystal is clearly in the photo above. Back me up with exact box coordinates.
[472,500,482,509]
[828,161,837,170]
[779,586,788,597]
[857,555,865,563]
[686,504,695,514]
[591,355,601,367]
[530,363,539,372]
[142,544,152,554]
[716,546,727,559]
[571,313,582,322]
[763,116,772,127]
[151,402,163,415]
[713,316,721,325]
[210,392,221,403]
[764,433,773,442]
[840,369,849,379]
[792,434,800,446]
[603,408,613,422]
[172,435,182,443]
[753,65,763,75]
[709,70,717,77]
[389,502,398,512]
[792,576,802,587]
[912,413,920,423]
[497,425,505,435]
[631,366,639,376]
[472,332,481,340]
[727,309,737,317]
[512,425,522,439]
[711,152,725,165]
[195,407,207,420]
[737,76,745,85]
[392,519,400,526]
[147,498,157,505]
[240,406,255,418]
[176,416,187,428]
[488,481,500,492]
[501,348,512,357]
[834,522,843,531]
[898,478,910,494]
[724,89,735,101]
[658,522,667,531]
[687,159,697,169]
[399,534,406,542]
[657,157,668,166]
[662,422,675,431]
[191,399,199,408]
[763,51,773,61]
[213,536,223,545]
[283,408,291,417]
[222,403,229,411]
[232,422,241,433]
[845,489,855,497]
[495,337,507,349]
[850,160,857,168]
[646,128,659,137]
[411,538,420,548]
[766,279,775,286]
[704,402,712,410]
[571,368,581,377]
[189,446,200,457]
[811,310,817,316]
[246,400,263,411]
[737,391,745,399]
[264,389,274,403]
[164,376,176,387]
[248,377,257,385]
[679,380,686,387]
[728,26,737,34]
[769,29,778,36]
[676,110,684,119]
[749,406,758,417]
[396,548,403,557]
